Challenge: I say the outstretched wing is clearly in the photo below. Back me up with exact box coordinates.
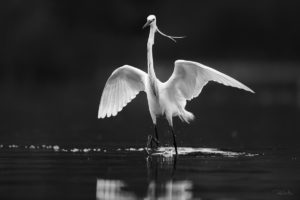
[165,60,254,101]
[98,65,147,118]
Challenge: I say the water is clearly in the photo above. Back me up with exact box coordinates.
[0,145,299,200]
[0,79,299,199]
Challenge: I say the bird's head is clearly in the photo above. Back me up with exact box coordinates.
[143,14,185,43]
[143,15,156,29]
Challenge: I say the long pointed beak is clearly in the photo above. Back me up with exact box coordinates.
[143,21,151,29]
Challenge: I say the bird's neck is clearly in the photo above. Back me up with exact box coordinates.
[147,24,157,80]
[147,24,159,98]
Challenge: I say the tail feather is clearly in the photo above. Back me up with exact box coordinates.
[179,110,195,123]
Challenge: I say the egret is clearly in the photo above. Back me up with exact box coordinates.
[98,15,254,155]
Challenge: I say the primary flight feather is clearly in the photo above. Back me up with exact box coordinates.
[98,66,147,118]
[98,15,254,155]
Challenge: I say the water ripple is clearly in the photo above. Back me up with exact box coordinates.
[0,144,258,157]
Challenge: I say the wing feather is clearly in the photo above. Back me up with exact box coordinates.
[98,65,147,118]
[120,80,126,109]
[106,84,113,117]
[165,60,254,101]
[117,79,122,112]
[111,80,118,116]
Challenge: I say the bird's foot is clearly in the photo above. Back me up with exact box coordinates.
[144,147,150,155]
[145,135,160,155]
[147,135,153,148]
[145,135,153,155]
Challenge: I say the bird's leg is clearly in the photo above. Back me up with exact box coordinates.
[155,125,159,141]
[145,122,160,154]
[152,125,160,147]
[145,135,153,155]
[170,127,178,155]
[148,135,153,148]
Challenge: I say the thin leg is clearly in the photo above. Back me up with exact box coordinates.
[171,127,178,155]
[152,125,160,146]
[148,135,153,148]
[154,125,159,141]
[145,135,152,155]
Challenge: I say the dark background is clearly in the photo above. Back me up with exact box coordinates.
[0,0,299,149]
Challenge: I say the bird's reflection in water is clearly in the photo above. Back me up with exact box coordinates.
[96,179,136,200]
[145,156,193,200]
[96,155,193,200]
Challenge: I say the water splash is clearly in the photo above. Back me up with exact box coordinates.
[125,147,258,157]
[0,144,258,157]
[0,144,104,153]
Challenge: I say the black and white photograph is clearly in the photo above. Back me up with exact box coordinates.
[0,0,299,199]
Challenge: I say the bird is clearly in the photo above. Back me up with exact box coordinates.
[98,15,254,155]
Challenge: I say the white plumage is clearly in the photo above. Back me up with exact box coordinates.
[98,66,147,118]
[98,15,254,154]
[98,59,253,122]
[166,60,254,101]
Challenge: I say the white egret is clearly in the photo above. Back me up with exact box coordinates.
[98,15,254,155]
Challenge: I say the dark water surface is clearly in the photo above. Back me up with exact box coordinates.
[0,145,299,200]
[0,71,299,199]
